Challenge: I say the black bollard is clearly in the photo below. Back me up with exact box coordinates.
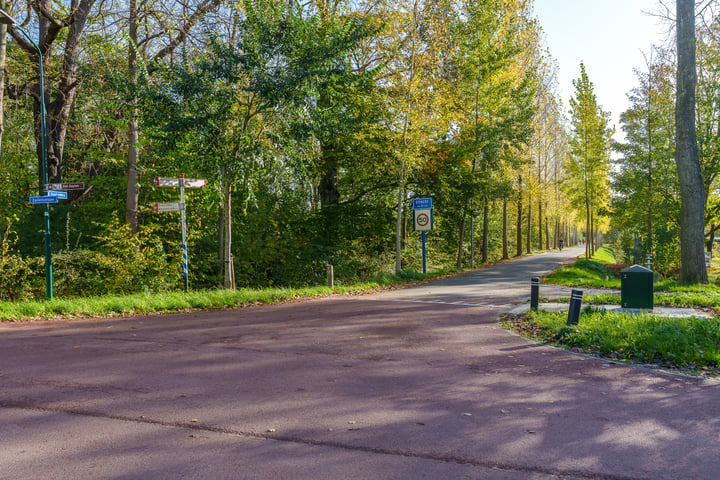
[567,289,583,325]
[530,277,539,310]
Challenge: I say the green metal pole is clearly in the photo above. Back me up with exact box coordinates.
[13,22,51,299]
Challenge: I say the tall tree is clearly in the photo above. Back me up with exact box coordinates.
[567,62,612,259]
[675,0,707,283]
[612,50,679,272]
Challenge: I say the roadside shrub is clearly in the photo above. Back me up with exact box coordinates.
[0,226,44,301]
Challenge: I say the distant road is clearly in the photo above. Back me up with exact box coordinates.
[379,245,586,302]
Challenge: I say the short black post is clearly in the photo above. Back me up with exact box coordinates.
[530,277,539,310]
[567,289,583,325]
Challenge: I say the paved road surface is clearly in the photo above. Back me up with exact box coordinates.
[1,246,719,479]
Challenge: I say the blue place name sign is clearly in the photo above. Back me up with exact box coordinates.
[412,197,433,210]
[29,195,59,205]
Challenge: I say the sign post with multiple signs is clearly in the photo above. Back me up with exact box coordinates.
[154,175,208,292]
[412,197,434,274]
[28,182,86,299]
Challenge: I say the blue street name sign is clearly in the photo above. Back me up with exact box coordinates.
[412,197,433,210]
[29,195,59,205]
[46,190,68,199]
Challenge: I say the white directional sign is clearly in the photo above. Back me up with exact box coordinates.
[154,202,184,213]
[413,208,433,231]
[154,177,207,188]
[46,182,85,191]
[183,178,207,188]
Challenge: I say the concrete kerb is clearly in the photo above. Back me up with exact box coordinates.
[508,302,713,319]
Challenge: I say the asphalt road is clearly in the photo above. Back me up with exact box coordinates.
[1,246,719,480]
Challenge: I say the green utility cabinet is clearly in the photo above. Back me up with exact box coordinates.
[620,265,653,309]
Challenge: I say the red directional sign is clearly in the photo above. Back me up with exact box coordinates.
[154,202,184,213]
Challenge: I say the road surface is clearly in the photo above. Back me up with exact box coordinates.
[1,246,718,479]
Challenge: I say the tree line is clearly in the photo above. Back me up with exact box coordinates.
[0,0,663,300]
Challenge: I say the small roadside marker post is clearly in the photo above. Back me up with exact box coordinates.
[530,277,539,310]
[154,175,207,292]
[567,289,583,325]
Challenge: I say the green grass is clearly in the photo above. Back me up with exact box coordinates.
[544,259,620,288]
[0,268,459,322]
[502,309,720,374]
[508,244,720,377]
[590,245,617,263]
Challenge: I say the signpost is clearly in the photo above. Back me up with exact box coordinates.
[412,198,434,273]
[153,175,207,292]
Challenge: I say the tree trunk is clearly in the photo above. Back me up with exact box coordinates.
[223,179,234,289]
[456,210,466,268]
[676,0,708,283]
[126,0,140,233]
[545,216,550,250]
[526,201,531,254]
[538,199,543,251]
[0,0,6,154]
[395,156,405,274]
[482,198,489,263]
[516,176,523,257]
[502,198,509,259]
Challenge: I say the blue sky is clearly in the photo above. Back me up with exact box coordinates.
[532,0,672,139]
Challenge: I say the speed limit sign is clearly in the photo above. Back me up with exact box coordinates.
[413,208,433,231]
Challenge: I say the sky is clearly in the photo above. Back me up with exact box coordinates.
[532,0,673,141]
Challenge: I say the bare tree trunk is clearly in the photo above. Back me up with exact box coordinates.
[676,0,708,283]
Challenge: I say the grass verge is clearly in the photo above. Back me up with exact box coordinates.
[501,309,720,377]
[0,268,459,322]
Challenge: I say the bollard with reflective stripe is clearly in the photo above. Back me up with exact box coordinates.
[530,277,540,310]
[567,289,583,325]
